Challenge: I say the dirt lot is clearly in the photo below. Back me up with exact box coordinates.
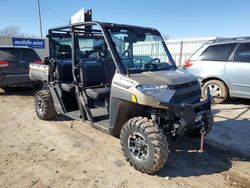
[0,88,249,188]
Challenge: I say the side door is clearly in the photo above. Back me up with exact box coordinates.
[0,48,20,75]
[225,42,250,98]
[18,48,41,74]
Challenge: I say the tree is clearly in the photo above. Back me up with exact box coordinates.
[0,26,37,38]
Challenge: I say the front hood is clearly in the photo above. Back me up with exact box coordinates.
[129,68,196,85]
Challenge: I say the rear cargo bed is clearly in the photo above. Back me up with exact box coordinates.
[29,63,49,81]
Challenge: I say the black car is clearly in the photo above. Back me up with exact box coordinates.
[0,46,42,89]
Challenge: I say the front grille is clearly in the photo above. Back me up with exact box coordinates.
[168,80,198,90]
[170,80,201,104]
[172,89,200,104]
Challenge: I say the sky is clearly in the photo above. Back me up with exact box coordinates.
[0,0,249,39]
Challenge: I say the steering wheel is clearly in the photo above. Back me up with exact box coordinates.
[133,58,142,69]
[121,49,130,58]
[147,58,161,65]
[144,58,161,70]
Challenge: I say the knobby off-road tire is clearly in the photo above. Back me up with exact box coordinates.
[201,80,228,104]
[35,90,57,120]
[120,117,169,174]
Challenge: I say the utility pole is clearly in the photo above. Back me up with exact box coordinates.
[37,0,43,38]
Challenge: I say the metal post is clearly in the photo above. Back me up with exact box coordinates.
[179,41,183,67]
[37,0,43,38]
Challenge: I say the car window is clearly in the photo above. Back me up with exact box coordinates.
[0,48,19,60]
[199,43,237,61]
[19,48,40,61]
[234,43,250,63]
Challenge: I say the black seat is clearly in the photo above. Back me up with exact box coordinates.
[57,60,74,92]
[103,62,116,83]
[56,45,73,83]
[80,59,107,86]
[80,59,116,100]
[61,83,75,92]
[85,87,111,100]
[56,60,73,82]
[57,45,72,59]
[54,45,75,92]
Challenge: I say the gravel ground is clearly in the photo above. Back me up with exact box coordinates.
[0,88,249,188]
[208,100,250,157]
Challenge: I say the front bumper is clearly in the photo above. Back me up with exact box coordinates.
[159,93,213,135]
[174,98,213,135]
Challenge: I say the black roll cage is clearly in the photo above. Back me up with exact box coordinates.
[47,21,165,122]
[47,21,176,80]
[48,21,125,77]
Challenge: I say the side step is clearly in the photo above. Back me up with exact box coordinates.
[65,110,81,120]
[64,110,109,134]
[89,122,109,134]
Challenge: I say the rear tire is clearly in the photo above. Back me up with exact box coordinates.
[120,117,168,174]
[1,87,12,92]
[35,89,57,120]
[202,80,228,104]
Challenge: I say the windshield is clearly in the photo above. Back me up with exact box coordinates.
[108,27,176,73]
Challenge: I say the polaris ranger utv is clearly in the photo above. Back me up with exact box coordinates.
[29,21,213,174]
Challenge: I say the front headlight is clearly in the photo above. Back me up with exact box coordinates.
[136,85,168,95]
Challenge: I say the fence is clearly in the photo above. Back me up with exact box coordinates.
[166,37,216,66]
[0,36,216,66]
[132,37,216,67]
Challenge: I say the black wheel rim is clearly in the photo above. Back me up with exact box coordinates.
[128,133,149,161]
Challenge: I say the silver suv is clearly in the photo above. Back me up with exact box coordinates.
[186,37,250,103]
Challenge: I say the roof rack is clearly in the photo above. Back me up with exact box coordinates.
[206,36,250,44]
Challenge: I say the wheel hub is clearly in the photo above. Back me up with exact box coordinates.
[206,84,222,98]
[135,139,144,150]
[128,133,149,161]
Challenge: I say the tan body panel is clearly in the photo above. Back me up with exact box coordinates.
[111,73,172,109]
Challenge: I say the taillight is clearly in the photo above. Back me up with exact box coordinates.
[33,60,42,64]
[185,60,194,68]
[0,60,9,67]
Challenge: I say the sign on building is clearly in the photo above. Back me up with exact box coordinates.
[12,38,45,49]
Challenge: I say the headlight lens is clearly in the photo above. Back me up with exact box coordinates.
[136,85,168,94]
